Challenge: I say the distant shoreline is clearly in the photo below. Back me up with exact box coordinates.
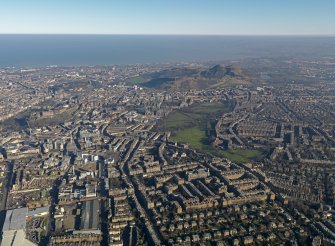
[0,35,334,68]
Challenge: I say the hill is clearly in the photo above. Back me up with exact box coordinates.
[139,64,251,91]
[200,65,247,79]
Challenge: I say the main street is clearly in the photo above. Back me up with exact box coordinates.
[117,137,162,245]
[0,161,14,244]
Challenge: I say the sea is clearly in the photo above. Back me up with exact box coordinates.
[0,35,335,67]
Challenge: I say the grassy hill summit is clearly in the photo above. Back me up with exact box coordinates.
[200,64,247,79]
[130,64,252,91]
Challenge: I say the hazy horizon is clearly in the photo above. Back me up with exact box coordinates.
[1,35,334,68]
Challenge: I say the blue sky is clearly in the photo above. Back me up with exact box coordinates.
[0,0,334,35]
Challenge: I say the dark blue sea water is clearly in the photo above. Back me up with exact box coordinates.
[0,35,334,67]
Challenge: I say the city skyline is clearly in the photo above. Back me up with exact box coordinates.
[0,0,334,35]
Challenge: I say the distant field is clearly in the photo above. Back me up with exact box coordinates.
[163,101,234,131]
[165,100,262,163]
[188,102,230,114]
[126,76,147,84]
[165,112,195,129]
[217,149,262,163]
[166,101,231,153]
[172,127,262,163]
[171,126,209,150]
[171,127,262,163]
[29,108,77,128]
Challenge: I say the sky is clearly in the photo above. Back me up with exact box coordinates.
[0,0,334,35]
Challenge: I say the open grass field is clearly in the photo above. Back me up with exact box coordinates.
[171,126,209,150]
[165,100,262,163]
[165,112,196,129]
[126,76,147,84]
[217,149,262,163]
[172,127,262,163]
[163,101,235,130]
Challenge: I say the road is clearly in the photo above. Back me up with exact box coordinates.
[117,139,162,245]
[228,113,249,146]
[98,158,109,245]
[0,162,13,211]
[44,154,76,245]
[0,161,14,245]
[129,225,136,246]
